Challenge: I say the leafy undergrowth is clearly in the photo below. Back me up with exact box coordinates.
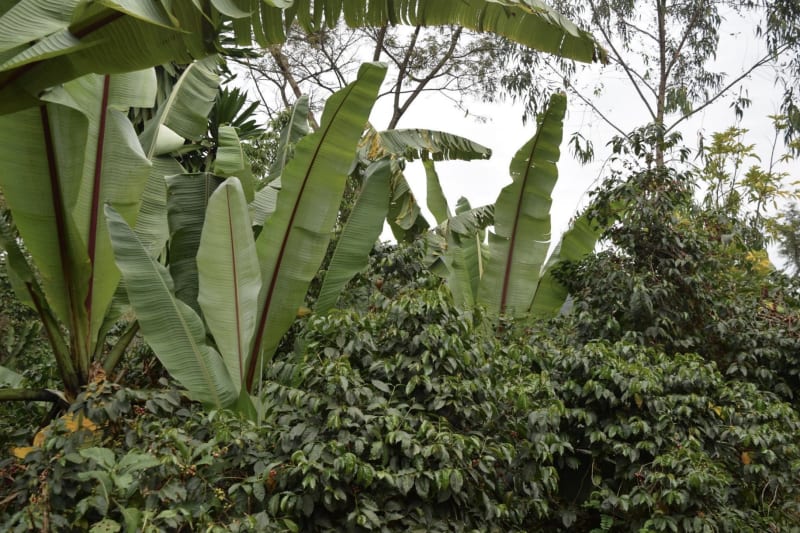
[2,289,800,532]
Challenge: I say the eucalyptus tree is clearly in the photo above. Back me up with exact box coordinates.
[496,1,800,167]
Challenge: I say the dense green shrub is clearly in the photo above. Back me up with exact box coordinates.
[3,285,799,532]
[524,333,800,531]
[559,168,800,402]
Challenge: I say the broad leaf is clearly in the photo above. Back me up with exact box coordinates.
[166,173,224,312]
[316,158,392,314]
[106,205,237,409]
[529,211,603,317]
[478,93,566,317]
[424,159,450,225]
[197,178,261,392]
[247,62,387,391]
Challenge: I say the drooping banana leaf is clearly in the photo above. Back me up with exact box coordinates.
[387,165,430,243]
[0,1,601,115]
[358,128,491,242]
[246,62,387,391]
[197,178,261,394]
[267,95,310,182]
[106,205,238,409]
[477,93,566,317]
[316,158,392,314]
[424,159,450,225]
[358,127,492,163]
[0,2,210,114]
[528,211,603,317]
[166,173,225,313]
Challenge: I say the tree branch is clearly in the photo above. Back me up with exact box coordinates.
[588,0,657,121]
[269,44,320,131]
[666,48,785,134]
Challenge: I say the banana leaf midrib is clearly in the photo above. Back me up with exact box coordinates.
[245,78,361,391]
[41,104,88,375]
[84,75,111,350]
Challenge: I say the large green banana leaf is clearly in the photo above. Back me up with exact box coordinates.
[528,211,602,317]
[477,93,566,317]
[315,158,393,314]
[0,1,601,115]
[246,62,387,391]
[166,173,224,313]
[0,70,154,371]
[197,178,261,393]
[106,205,238,409]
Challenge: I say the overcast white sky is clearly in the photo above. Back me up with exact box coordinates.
[364,8,796,253]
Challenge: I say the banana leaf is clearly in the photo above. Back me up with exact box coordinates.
[267,95,310,182]
[316,158,392,314]
[247,62,387,391]
[106,205,238,409]
[424,159,450,225]
[165,173,224,313]
[0,1,601,115]
[197,178,261,393]
[529,211,603,317]
[0,70,154,370]
[477,93,566,317]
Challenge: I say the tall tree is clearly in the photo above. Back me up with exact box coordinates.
[500,0,800,166]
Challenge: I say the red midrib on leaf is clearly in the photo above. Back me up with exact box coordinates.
[41,105,83,376]
[500,114,548,315]
[0,12,125,91]
[245,86,357,391]
[225,186,245,384]
[85,75,111,343]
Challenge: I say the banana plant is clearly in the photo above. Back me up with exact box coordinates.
[107,63,388,413]
[429,93,604,318]
[0,70,156,402]
[0,1,603,115]
[311,128,493,312]
[0,53,225,404]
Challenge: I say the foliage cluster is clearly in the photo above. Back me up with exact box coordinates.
[3,271,800,531]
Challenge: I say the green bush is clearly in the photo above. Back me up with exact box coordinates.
[3,286,799,532]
